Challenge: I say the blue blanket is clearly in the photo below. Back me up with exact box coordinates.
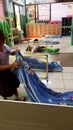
[23,56,63,72]
[14,52,73,105]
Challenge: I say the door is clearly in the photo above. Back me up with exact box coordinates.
[13,3,21,30]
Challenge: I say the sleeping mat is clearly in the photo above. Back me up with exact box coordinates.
[23,56,63,72]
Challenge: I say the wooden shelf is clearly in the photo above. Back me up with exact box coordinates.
[26,23,61,37]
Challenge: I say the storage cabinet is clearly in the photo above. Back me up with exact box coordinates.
[61,17,72,36]
[26,23,61,37]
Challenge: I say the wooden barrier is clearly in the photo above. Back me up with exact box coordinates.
[0,100,73,130]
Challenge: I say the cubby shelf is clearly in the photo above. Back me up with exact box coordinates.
[61,17,72,36]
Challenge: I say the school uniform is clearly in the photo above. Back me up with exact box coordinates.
[0,44,20,97]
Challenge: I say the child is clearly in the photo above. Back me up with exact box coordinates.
[0,29,23,100]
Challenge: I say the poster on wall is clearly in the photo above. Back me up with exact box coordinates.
[38,4,50,21]
[26,5,35,24]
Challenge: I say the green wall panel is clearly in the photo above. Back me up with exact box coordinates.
[5,11,14,18]
[20,15,26,36]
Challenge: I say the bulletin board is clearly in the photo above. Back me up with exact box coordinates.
[38,4,50,21]
[26,5,35,24]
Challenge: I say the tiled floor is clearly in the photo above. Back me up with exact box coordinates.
[8,36,73,100]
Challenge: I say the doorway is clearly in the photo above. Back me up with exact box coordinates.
[13,3,21,30]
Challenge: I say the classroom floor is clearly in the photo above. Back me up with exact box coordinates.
[1,36,73,101]
[13,36,73,95]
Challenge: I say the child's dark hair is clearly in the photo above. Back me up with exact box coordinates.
[0,29,6,40]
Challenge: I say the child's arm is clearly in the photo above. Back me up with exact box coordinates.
[0,61,19,70]
[10,49,20,55]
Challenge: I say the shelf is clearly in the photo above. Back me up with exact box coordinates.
[62,26,71,28]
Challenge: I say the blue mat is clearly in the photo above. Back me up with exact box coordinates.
[40,35,61,44]
[13,51,73,106]
[23,56,63,72]
[45,35,62,38]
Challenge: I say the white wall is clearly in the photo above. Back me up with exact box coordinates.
[26,0,35,4]
[68,3,73,16]
[26,1,73,21]
[26,0,55,4]
[35,0,55,3]
[13,0,24,5]
[51,2,73,21]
